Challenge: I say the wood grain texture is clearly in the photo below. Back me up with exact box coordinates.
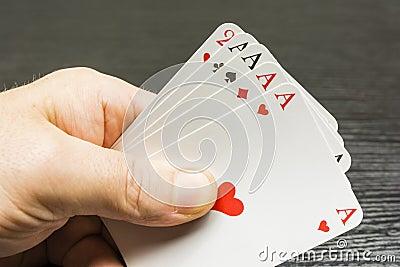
[0,0,398,266]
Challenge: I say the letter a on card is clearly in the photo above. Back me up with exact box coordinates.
[256,73,276,91]
[275,93,295,111]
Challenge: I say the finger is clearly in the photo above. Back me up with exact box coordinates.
[47,216,102,265]
[38,132,217,226]
[31,67,156,148]
[94,72,157,147]
[63,235,123,267]
[107,88,156,150]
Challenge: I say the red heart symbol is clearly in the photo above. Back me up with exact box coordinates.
[257,104,269,116]
[203,52,211,62]
[318,220,330,232]
[212,182,244,216]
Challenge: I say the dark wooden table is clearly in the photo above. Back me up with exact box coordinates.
[1,1,399,266]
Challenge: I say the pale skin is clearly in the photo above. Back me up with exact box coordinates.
[0,68,217,266]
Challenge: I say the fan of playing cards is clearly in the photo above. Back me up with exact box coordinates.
[103,23,363,267]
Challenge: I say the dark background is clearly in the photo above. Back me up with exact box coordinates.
[1,1,399,266]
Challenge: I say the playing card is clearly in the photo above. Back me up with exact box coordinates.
[202,30,339,132]
[159,36,342,147]
[210,56,351,175]
[227,30,338,131]
[213,42,341,137]
[137,33,342,155]
[103,82,362,267]
[227,46,349,173]
[161,42,350,177]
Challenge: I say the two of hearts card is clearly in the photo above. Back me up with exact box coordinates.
[103,23,363,266]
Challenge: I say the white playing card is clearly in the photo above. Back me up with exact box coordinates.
[103,82,362,267]
[217,42,341,137]
[136,33,343,163]
[204,62,351,190]
[211,58,351,175]
[229,31,339,131]
[209,43,347,162]
[202,31,339,132]
[166,36,342,148]
[164,41,351,176]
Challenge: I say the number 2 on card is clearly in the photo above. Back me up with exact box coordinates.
[216,29,235,46]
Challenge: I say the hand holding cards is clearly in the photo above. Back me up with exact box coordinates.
[104,23,362,266]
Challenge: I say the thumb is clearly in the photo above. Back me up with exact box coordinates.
[44,134,217,227]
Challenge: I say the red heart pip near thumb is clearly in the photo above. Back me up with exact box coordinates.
[212,182,244,216]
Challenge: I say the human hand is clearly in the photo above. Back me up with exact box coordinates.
[0,68,216,266]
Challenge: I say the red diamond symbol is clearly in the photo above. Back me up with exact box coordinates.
[237,88,248,99]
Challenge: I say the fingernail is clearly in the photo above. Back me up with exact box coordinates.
[173,171,216,213]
